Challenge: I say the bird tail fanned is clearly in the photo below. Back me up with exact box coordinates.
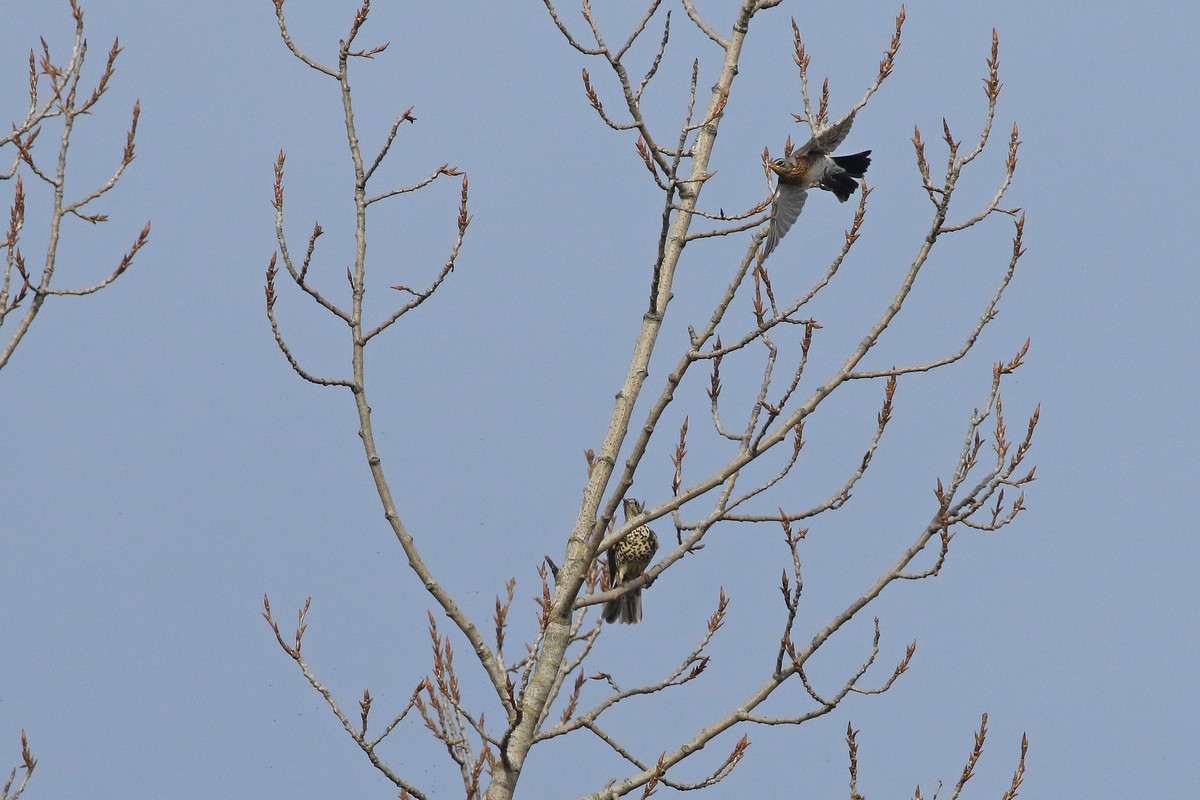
[821,171,861,203]
[603,588,643,624]
[832,149,872,178]
[823,150,871,202]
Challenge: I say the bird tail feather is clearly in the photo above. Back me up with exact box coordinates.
[821,171,861,203]
[603,588,643,624]
[832,149,872,178]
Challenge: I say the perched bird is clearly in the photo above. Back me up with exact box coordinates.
[763,111,871,257]
[603,498,659,625]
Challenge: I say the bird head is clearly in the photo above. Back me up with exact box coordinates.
[767,156,793,176]
[622,497,645,519]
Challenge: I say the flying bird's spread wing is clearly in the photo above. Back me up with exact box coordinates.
[764,109,864,256]
[799,110,857,155]
[764,183,808,257]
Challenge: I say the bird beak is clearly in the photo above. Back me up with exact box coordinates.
[766,161,784,176]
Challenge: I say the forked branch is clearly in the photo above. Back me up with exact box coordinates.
[262,3,1037,797]
[1,1,149,373]
[0,731,36,800]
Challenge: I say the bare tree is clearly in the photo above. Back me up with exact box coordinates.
[0,0,149,374]
[262,1,1036,797]
[1,2,147,792]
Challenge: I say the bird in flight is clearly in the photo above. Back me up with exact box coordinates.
[763,112,871,257]
[603,498,659,625]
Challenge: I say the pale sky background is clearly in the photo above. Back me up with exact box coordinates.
[2,1,1197,798]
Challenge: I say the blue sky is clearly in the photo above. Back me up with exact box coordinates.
[1,1,1196,797]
